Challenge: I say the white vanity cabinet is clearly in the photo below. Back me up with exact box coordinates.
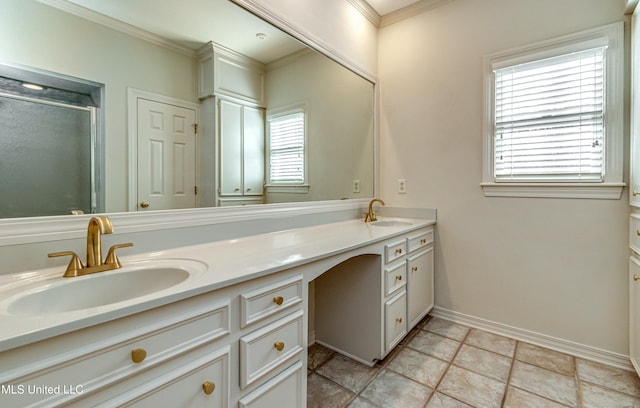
[315,225,435,365]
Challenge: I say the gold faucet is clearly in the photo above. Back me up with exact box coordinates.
[365,198,385,222]
[48,216,133,277]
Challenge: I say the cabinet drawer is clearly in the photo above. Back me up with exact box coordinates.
[631,215,640,254]
[384,262,406,296]
[240,275,303,328]
[385,290,407,353]
[2,303,230,408]
[99,345,230,408]
[385,240,407,264]
[240,310,304,388]
[407,228,434,253]
[238,361,304,408]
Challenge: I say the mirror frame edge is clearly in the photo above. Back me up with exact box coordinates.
[0,0,379,246]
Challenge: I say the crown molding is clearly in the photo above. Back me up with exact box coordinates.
[36,0,196,57]
[626,0,639,14]
[380,0,454,27]
[346,0,381,27]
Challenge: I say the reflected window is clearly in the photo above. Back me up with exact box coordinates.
[267,106,307,187]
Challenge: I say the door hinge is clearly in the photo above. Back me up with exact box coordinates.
[194,186,198,195]
[193,123,198,134]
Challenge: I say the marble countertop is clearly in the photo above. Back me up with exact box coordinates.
[0,216,434,352]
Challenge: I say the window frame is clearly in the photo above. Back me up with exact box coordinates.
[265,103,309,193]
[481,22,624,199]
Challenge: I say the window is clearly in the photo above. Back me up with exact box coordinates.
[482,23,624,199]
[266,106,308,192]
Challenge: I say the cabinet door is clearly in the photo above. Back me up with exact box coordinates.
[630,257,640,375]
[407,247,434,328]
[238,361,304,408]
[243,106,264,196]
[219,99,243,195]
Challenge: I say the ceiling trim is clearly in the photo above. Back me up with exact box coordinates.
[626,0,639,14]
[346,0,381,27]
[380,0,454,27]
[36,0,196,57]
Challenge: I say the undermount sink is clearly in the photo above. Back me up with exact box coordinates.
[370,220,413,227]
[4,260,207,316]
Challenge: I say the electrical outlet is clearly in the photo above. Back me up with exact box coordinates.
[398,179,407,194]
[352,179,361,193]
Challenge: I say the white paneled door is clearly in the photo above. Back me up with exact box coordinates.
[137,98,197,211]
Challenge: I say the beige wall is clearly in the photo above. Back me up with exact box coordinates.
[379,0,629,354]
[0,0,198,213]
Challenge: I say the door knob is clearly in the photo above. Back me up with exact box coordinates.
[139,201,150,208]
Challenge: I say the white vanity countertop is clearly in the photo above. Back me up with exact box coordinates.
[0,216,434,352]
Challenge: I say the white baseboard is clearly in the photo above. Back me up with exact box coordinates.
[431,306,634,372]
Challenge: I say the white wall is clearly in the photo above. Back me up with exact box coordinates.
[0,0,198,213]
[378,0,629,355]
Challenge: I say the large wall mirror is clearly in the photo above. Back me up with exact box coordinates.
[0,0,375,219]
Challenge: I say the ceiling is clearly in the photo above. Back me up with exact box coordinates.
[367,0,422,16]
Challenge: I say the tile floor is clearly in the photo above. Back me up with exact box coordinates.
[307,315,640,408]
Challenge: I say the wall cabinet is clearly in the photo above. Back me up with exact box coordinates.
[218,98,265,203]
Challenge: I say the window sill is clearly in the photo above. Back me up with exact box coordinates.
[480,182,625,199]
[264,184,310,194]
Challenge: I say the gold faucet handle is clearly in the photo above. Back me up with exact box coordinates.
[48,251,84,277]
[105,243,134,268]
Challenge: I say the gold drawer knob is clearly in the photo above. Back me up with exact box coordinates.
[412,266,418,272]
[634,190,640,196]
[634,275,640,282]
[395,248,403,255]
[637,229,640,236]
[202,381,216,395]
[420,238,427,244]
[395,275,403,281]
[273,296,284,306]
[396,317,403,323]
[274,341,285,351]
[131,348,147,364]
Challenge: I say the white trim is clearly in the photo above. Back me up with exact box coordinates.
[345,0,381,27]
[482,22,625,199]
[126,88,201,212]
[36,0,195,57]
[380,0,454,28]
[431,307,634,371]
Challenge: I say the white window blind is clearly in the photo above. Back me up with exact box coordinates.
[494,47,606,182]
[268,111,305,183]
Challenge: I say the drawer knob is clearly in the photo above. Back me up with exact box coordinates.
[396,317,403,323]
[131,348,147,364]
[637,229,640,237]
[412,266,418,272]
[395,248,403,255]
[202,381,216,395]
[634,275,640,282]
[273,296,284,306]
[274,341,285,352]
[634,190,640,196]
[420,238,426,244]
[396,275,403,281]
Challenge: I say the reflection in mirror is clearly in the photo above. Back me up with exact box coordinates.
[0,0,374,218]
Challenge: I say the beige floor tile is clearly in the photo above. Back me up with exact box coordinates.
[580,381,640,408]
[347,396,379,408]
[387,347,449,388]
[437,365,506,408]
[510,361,578,407]
[360,369,433,408]
[452,343,512,382]
[504,386,570,408]
[307,372,354,408]
[316,353,380,393]
[464,328,516,357]
[426,392,473,408]
[308,343,336,371]
[515,342,575,376]
[576,358,640,397]
[423,317,470,341]
[407,330,461,362]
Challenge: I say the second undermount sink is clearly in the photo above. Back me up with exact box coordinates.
[370,220,413,227]
[4,260,207,316]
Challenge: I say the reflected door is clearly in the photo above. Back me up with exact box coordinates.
[137,98,197,211]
